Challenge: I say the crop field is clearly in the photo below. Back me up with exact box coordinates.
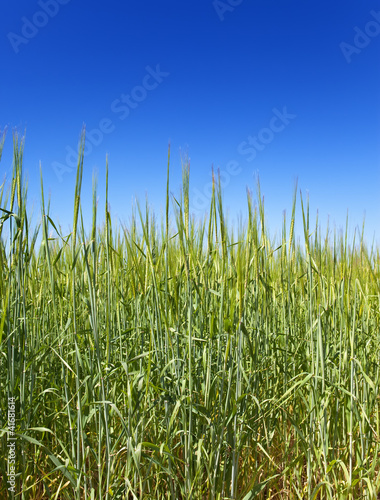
[1,133,379,499]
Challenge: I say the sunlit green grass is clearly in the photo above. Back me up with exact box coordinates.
[1,130,379,499]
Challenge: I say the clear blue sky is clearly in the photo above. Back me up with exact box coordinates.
[1,0,379,245]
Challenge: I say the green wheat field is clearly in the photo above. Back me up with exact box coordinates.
[1,132,379,499]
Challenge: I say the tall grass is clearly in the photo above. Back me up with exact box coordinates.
[1,131,379,499]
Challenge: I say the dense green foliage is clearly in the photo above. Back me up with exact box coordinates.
[1,132,379,499]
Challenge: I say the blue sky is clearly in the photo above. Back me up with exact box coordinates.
[1,0,379,245]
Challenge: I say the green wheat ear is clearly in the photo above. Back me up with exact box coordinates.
[0,131,378,500]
